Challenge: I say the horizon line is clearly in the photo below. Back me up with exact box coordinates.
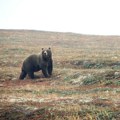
[0,28,120,37]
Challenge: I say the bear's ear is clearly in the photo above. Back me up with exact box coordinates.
[42,48,44,51]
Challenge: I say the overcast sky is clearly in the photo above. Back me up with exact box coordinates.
[0,0,120,35]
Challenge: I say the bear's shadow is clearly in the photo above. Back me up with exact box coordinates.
[25,73,52,82]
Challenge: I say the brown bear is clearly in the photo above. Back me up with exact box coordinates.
[19,48,53,79]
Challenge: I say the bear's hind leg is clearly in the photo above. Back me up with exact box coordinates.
[28,72,35,79]
[19,70,27,80]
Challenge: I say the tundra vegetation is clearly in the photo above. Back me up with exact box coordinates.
[0,30,120,120]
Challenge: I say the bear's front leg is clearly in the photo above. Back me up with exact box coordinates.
[48,59,53,76]
[42,67,49,78]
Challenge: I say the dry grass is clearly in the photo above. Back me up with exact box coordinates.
[0,30,120,119]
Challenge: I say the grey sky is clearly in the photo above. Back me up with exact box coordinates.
[0,0,120,35]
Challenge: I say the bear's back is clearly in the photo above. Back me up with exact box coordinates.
[23,54,41,72]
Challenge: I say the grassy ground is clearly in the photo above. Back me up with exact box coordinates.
[0,30,120,120]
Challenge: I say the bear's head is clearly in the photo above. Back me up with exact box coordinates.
[42,48,52,61]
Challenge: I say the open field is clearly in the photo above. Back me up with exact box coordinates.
[0,30,120,120]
